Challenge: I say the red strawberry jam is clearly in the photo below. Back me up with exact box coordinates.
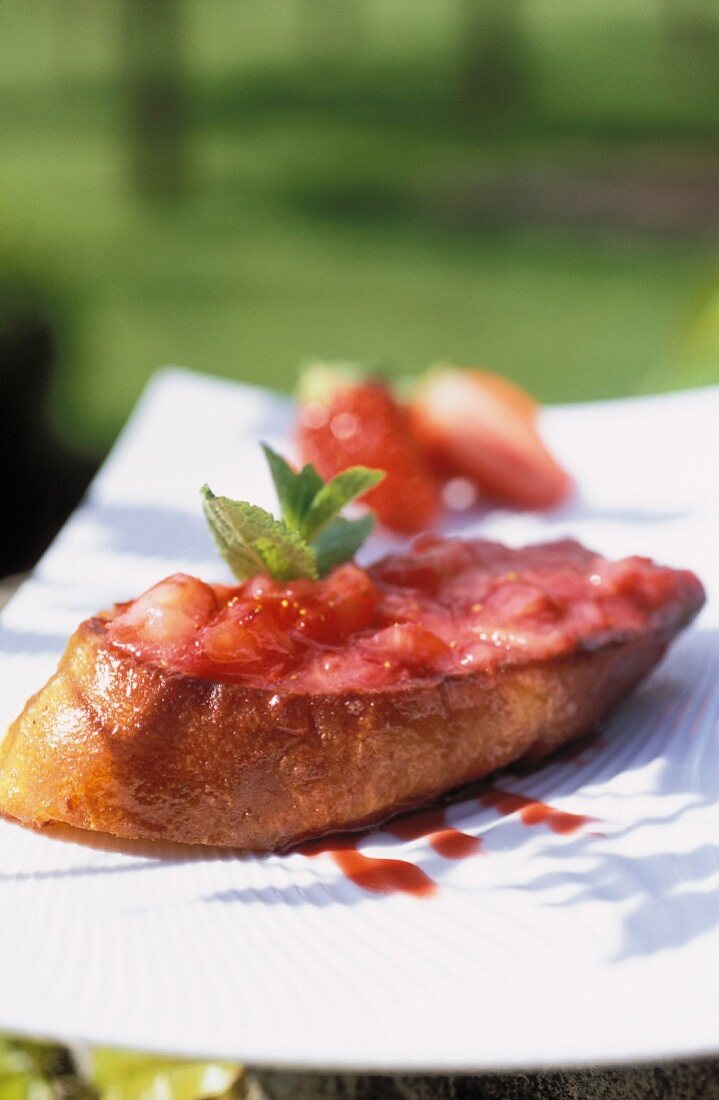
[105,537,704,693]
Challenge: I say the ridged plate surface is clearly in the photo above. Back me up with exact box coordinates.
[0,371,716,1070]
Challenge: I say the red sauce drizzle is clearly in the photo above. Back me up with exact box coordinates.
[297,833,435,897]
[386,807,483,859]
[479,787,592,834]
[333,850,436,897]
[296,781,593,897]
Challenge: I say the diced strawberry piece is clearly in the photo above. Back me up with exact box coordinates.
[372,534,475,595]
[322,563,379,636]
[109,574,217,651]
[482,580,559,624]
[199,600,296,670]
[603,557,683,609]
[228,566,379,648]
[303,648,399,692]
[365,623,451,671]
[262,567,376,646]
[297,366,441,534]
[408,367,572,511]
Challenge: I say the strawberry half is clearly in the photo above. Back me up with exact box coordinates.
[408,366,572,511]
[297,364,441,534]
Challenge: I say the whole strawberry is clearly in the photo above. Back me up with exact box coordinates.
[297,363,441,534]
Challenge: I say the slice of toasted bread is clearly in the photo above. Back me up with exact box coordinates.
[0,601,698,850]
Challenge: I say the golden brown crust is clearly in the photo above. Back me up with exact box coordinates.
[0,615,682,850]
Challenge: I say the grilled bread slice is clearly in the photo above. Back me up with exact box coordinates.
[0,538,704,849]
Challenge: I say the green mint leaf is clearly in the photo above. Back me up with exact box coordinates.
[201,485,317,582]
[261,442,382,543]
[202,446,384,583]
[261,443,323,535]
[312,514,375,578]
[302,466,384,540]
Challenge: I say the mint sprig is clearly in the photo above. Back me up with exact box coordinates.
[202,445,384,582]
[200,489,319,582]
[260,444,324,538]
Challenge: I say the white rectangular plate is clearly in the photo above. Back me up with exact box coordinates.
[0,369,717,1071]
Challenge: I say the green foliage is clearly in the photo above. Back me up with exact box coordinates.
[0,4,713,574]
[0,1037,91,1099]
[1,3,716,456]
[89,1050,243,1100]
[0,1037,246,1100]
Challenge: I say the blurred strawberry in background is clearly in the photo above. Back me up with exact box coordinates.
[297,361,571,534]
[409,366,572,512]
[297,363,441,534]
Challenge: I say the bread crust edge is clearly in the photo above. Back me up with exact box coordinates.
[0,609,693,850]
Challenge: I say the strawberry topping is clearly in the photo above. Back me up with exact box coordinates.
[104,537,704,694]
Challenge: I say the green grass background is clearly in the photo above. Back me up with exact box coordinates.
[2,0,719,456]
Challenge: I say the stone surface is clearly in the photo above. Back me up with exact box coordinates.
[246,1061,719,1100]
